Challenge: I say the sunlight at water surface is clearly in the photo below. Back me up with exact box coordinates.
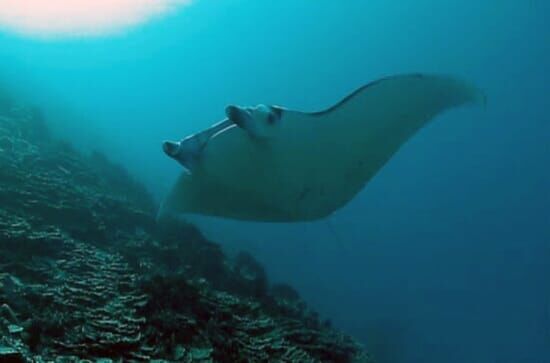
[0,0,192,38]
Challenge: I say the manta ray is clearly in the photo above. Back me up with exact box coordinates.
[160,74,483,222]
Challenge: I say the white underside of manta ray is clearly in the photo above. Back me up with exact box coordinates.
[160,73,484,222]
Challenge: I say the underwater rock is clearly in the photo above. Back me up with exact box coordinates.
[0,85,14,117]
[8,324,24,334]
[232,251,268,298]
[0,346,25,363]
[270,283,301,302]
[0,103,373,362]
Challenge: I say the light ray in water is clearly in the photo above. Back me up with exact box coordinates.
[0,0,192,38]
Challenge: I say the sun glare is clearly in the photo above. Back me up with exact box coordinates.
[0,0,192,38]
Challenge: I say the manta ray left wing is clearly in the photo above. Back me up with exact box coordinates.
[163,118,233,171]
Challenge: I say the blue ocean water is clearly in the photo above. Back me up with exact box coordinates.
[1,1,548,362]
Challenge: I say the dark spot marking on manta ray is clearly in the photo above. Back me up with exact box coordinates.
[267,112,276,125]
[298,186,312,201]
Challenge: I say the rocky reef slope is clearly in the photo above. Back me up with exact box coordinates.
[0,99,372,362]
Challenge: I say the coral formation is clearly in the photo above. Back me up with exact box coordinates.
[0,99,373,362]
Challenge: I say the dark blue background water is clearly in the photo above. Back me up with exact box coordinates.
[1,1,548,362]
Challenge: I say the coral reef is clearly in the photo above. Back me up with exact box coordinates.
[0,100,373,362]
